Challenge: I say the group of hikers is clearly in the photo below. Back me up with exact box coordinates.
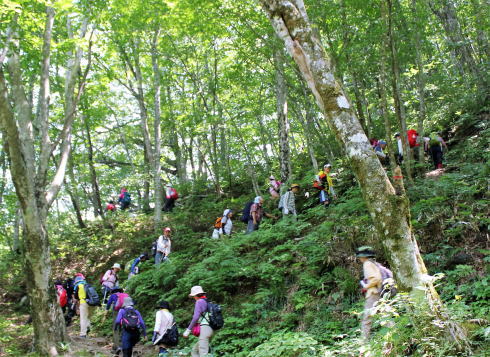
[55,257,222,357]
[372,129,448,169]
[106,184,180,213]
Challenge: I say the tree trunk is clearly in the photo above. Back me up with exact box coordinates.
[260,0,469,348]
[386,0,413,181]
[274,47,292,182]
[67,156,86,229]
[83,115,104,220]
[152,28,163,230]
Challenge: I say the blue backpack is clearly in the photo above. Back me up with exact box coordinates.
[240,201,254,223]
[122,192,131,204]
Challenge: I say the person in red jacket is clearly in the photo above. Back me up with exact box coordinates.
[163,184,179,212]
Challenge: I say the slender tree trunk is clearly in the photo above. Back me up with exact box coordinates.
[260,0,469,348]
[67,156,86,229]
[13,207,22,254]
[83,115,104,219]
[151,28,163,229]
[386,0,413,181]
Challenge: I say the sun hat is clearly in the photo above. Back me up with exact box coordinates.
[291,184,300,189]
[394,132,401,137]
[269,175,275,180]
[123,297,134,308]
[164,227,171,233]
[112,263,121,269]
[355,246,376,258]
[166,183,172,187]
[324,163,332,169]
[189,286,206,297]
[378,140,387,145]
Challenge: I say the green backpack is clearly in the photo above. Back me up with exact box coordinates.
[429,132,440,147]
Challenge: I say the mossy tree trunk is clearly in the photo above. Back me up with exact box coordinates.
[260,0,469,348]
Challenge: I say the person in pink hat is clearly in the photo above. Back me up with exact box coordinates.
[183,286,214,356]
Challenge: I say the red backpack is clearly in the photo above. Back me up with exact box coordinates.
[114,292,129,311]
[407,129,419,148]
[170,188,179,200]
[56,285,68,308]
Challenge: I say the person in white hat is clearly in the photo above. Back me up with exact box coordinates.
[183,286,214,356]
[155,228,172,265]
[101,263,121,302]
[163,183,179,212]
[268,175,282,199]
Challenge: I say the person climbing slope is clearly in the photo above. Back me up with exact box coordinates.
[115,297,147,357]
[356,246,382,340]
[163,183,179,212]
[212,209,233,238]
[118,188,131,210]
[107,200,117,212]
[105,287,130,355]
[183,286,214,357]
[425,132,448,169]
[128,253,149,279]
[374,140,389,165]
[279,184,300,218]
[313,164,337,207]
[153,300,177,356]
[101,263,121,303]
[73,273,92,338]
[246,196,277,234]
[155,228,172,265]
[268,176,282,200]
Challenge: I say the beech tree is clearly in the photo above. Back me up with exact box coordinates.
[260,0,469,347]
[0,5,91,355]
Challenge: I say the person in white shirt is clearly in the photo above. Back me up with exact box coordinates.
[394,133,403,165]
[155,228,172,265]
[153,300,175,356]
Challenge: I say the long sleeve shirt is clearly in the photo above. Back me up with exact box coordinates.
[281,191,296,216]
[397,138,403,155]
[363,260,382,298]
[115,307,147,336]
[75,282,87,304]
[130,257,141,274]
[101,269,118,289]
[156,236,171,255]
[221,216,233,235]
[187,298,209,330]
[153,309,174,344]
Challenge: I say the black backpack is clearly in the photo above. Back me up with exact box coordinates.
[161,323,179,346]
[240,201,254,223]
[122,192,131,204]
[202,300,224,330]
[121,307,140,331]
[84,283,100,306]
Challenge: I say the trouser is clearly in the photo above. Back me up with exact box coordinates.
[396,153,403,165]
[361,293,380,339]
[65,299,76,326]
[246,220,259,234]
[79,302,92,336]
[319,190,330,205]
[102,285,112,303]
[112,311,122,351]
[121,329,140,357]
[163,198,175,212]
[155,251,168,265]
[430,145,443,169]
[191,325,214,357]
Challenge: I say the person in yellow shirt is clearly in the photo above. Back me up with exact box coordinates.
[313,164,337,207]
[73,273,92,338]
[356,246,382,339]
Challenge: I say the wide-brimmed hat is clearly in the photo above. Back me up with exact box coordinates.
[156,300,171,309]
[166,183,172,187]
[290,184,300,189]
[112,263,121,270]
[164,227,171,233]
[394,132,401,137]
[123,297,134,307]
[356,246,376,258]
[324,163,332,169]
[189,285,206,297]
[269,175,275,180]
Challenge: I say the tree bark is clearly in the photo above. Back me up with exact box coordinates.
[260,0,469,349]
[274,47,292,182]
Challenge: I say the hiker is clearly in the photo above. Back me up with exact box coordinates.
[313,164,337,207]
[246,196,276,234]
[106,287,130,355]
[153,300,176,356]
[107,200,117,212]
[279,184,300,218]
[407,129,420,160]
[394,133,403,165]
[73,273,92,338]
[115,297,147,357]
[55,280,68,316]
[356,246,382,340]
[374,140,389,165]
[118,188,131,210]
[425,132,448,169]
[163,183,179,212]
[268,175,282,199]
[101,263,121,303]
[63,277,76,326]
[183,286,214,357]
[155,228,172,265]
[212,209,233,238]
[128,253,149,279]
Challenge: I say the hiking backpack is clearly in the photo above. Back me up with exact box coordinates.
[375,263,397,299]
[56,285,68,308]
[84,283,101,306]
[203,300,224,330]
[161,323,179,347]
[240,201,254,223]
[121,307,140,331]
[214,217,223,229]
[170,188,179,200]
[114,292,129,311]
[429,133,440,147]
[122,192,131,204]
[407,129,419,148]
